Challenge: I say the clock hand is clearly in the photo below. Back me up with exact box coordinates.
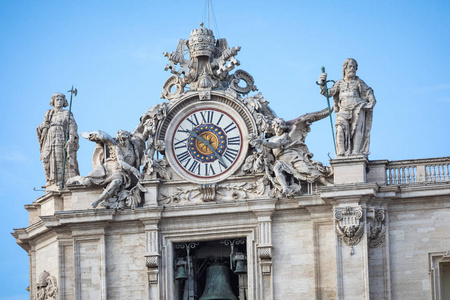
[187,129,227,167]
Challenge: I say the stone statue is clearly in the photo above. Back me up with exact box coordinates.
[248,108,333,196]
[319,58,376,157]
[36,270,58,300]
[37,93,79,188]
[69,121,152,209]
[138,102,171,180]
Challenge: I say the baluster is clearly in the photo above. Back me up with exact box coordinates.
[394,168,399,184]
[431,165,436,182]
[409,166,414,183]
[434,164,438,182]
[446,164,450,181]
[407,166,411,183]
[426,165,431,182]
[437,164,442,182]
[413,166,417,183]
[387,168,392,185]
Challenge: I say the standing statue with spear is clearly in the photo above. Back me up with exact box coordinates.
[318,59,376,158]
[37,88,80,190]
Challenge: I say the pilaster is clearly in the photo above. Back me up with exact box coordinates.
[140,208,163,299]
[54,228,74,300]
[71,223,108,300]
[333,203,370,300]
[250,199,276,300]
[305,205,337,299]
[321,156,390,300]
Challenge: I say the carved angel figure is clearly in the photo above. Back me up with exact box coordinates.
[68,122,151,209]
[249,108,333,196]
[37,93,79,187]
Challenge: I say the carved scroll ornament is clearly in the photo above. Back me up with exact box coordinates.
[368,208,386,248]
[335,206,365,253]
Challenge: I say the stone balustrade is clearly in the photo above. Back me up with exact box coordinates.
[386,157,450,185]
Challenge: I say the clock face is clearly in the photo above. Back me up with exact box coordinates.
[166,103,247,183]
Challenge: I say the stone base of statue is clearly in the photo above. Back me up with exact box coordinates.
[331,155,369,184]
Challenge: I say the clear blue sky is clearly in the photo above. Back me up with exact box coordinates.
[1,1,449,298]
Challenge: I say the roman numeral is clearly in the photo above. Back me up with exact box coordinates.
[186,113,199,127]
[174,138,187,149]
[188,160,200,175]
[223,123,237,134]
[223,148,239,163]
[176,151,190,164]
[227,136,240,146]
[216,113,224,126]
[219,159,228,170]
[204,164,216,176]
[177,128,189,134]
[200,111,214,123]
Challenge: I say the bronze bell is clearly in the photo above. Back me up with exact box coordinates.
[175,258,188,281]
[233,252,246,274]
[199,264,237,300]
[234,261,246,274]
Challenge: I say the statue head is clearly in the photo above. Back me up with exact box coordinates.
[272,118,287,136]
[49,93,68,107]
[116,130,131,145]
[37,270,50,288]
[342,58,358,79]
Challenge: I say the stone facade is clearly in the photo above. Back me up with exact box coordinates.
[13,156,450,299]
[12,23,450,300]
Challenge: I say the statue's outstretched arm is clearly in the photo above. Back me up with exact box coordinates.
[80,130,117,146]
[287,107,331,127]
[262,134,290,149]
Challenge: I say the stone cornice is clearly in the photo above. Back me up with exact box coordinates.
[318,183,379,200]
[331,156,369,166]
[396,182,450,198]
[11,220,50,251]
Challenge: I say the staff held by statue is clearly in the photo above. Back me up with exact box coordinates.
[316,66,336,154]
[61,86,77,188]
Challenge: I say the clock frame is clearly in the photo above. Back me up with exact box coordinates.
[164,99,250,184]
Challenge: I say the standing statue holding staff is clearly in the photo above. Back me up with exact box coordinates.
[318,58,376,157]
[37,92,79,188]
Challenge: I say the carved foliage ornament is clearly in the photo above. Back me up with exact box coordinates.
[159,182,258,204]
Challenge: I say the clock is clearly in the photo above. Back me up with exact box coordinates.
[164,100,249,184]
